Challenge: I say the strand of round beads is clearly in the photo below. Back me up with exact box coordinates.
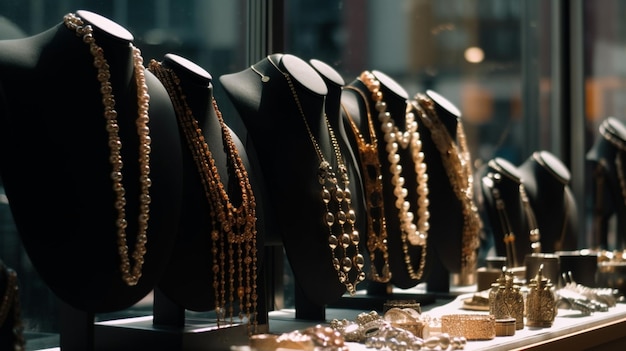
[360,71,430,280]
[63,13,152,287]
[148,60,258,332]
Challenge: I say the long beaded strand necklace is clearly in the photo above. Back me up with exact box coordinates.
[359,71,430,280]
[148,61,258,332]
[264,57,366,294]
[63,13,152,287]
[0,263,25,350]
[341,85,392,283]
[413,93,481,279]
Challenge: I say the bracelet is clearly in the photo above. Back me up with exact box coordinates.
[441,314,496,340]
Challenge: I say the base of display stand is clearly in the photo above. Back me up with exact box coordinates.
[94,316,250,351]
[327,292,437,312]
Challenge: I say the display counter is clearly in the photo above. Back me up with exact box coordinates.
[267,292,626,351]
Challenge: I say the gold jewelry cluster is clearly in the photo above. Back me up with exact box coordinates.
[63,13,152,287]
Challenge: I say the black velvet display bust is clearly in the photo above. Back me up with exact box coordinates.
[587,117,626,249]
[0,10,183,313]
[519,150,578,252]
[151,53,265,314]
[220,54,365,306]
[480,157,532,267]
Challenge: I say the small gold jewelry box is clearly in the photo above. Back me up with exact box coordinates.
[495,318,516,336]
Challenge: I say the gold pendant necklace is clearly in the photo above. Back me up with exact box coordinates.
[360,71,430,280]
[263,57,366,294]
[148,60,258,332]
[342,85,392,283]
[63,13,152,287]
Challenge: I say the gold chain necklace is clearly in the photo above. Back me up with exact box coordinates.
[63,13,152,287]
[264,57,365,294]
[341,85,392,283]
[148,60,258,332]
[414,93,481,279]
[0,263,25,350]
[483,173,519,267]
[360,71,430,280]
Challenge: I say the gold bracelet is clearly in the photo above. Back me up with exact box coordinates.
[441,314,496,340]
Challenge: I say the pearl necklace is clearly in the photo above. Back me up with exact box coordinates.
[360,71,430,280]
[63,13,152,287]
[265,57,365,294]
[342,85,392,283]
[148,60,258,332]
[413,93,481,279]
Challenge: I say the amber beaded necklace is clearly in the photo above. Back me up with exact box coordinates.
[264,57,366,294]
[342,85,392,283]
[360,71,430,280]
[148,61,258,331]
[414,93,481,279]
[63,13,152,287]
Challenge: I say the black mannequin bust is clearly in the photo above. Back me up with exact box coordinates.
[519,150,578,252]
[220,54,364,306]
[481,157,532,267]
[587,116,626,249]
[0,10,183,313]
[149,53,264,316]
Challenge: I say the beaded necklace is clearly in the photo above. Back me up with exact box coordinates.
[413,93,481,279]
[264,57,365,294]
[341,85,392,283]
[148,60,258,331]
[360,71,430,280]
[0,263,25,350]
[63,13,152,287]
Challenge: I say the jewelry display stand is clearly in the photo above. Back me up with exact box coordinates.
[59,291,252,351]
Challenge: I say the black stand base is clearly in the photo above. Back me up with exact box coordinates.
[326,292,436,312]
[94,316,249,351]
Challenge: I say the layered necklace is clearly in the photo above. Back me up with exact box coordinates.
[413,93,480,279]
[63,13,152,287]
[341,84,392,284]
[360,71,430,280]
[148,61,258,331]
[0,262,24,350]
[264,57,365,294]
